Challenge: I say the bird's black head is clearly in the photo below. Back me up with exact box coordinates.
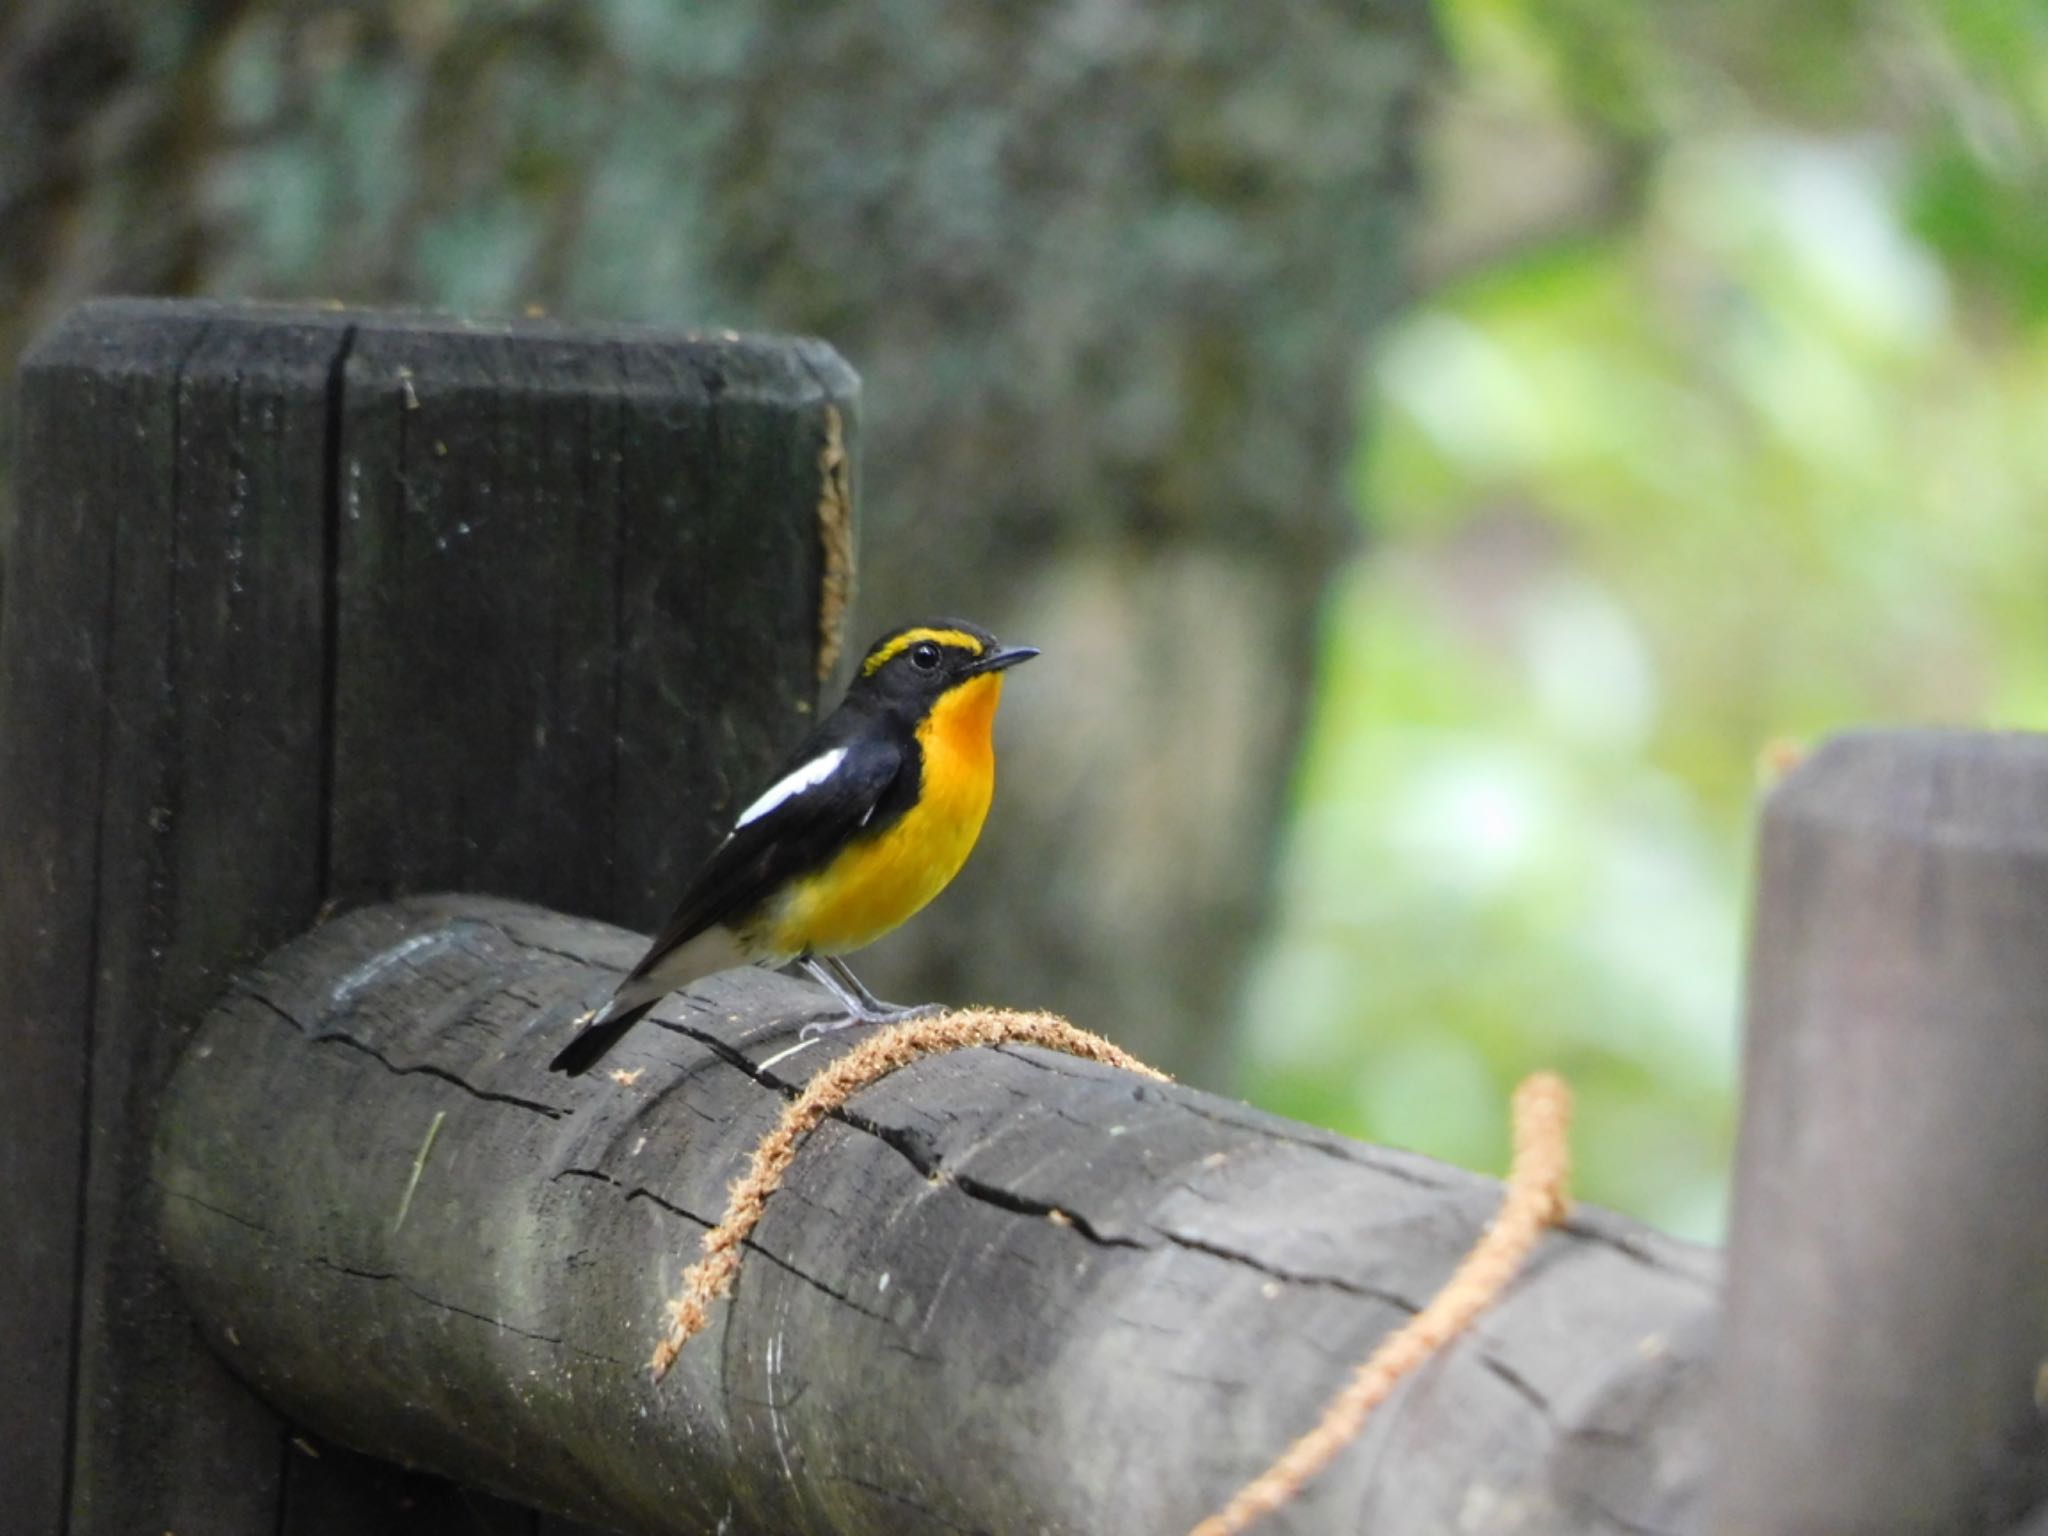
[846,619,1038,716]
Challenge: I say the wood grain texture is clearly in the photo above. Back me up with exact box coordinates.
[0,299,171,1536]
[2,301,346,1535]
[1716,731,2048,1534]
[68,305,348,1536]
[2,298,853,1536]
[158,895,1717,1536]
[328,314,853,931]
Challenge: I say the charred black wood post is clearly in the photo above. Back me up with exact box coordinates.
[156,894,1718,1536]
[0,299,855,1536]
[1715,732,2048,1533]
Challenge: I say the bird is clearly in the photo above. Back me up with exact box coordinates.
[548,618,1037,1076]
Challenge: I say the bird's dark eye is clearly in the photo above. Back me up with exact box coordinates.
[909,641,942,671]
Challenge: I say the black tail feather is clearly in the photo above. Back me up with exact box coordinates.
[547,997,658,1076]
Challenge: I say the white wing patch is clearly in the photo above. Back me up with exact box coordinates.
[734,748,847,830]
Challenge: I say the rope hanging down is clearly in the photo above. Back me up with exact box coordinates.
[1190,1070,1573,1535]
[648,1008,1572,1535]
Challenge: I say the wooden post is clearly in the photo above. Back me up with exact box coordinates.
[0,299,856,1536]
[156,893,1720,1536]
[1715,731,2048,1532]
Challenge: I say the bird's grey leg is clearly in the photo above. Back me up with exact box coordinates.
[795,956,942,1037]
[822,955,909,1014]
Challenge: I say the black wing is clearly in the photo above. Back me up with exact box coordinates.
[623,727,909,982]
[547,727,911,1076]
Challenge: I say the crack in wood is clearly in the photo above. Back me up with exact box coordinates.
[158,1182,276,1237]
[653,1015,1176,1257]
[465,911,616,975]
[1149,1227,1425,1309]
[991,1042,1463,1191]
[819,1469,981,1534]
[552,1165,898,1325]
[303,1257,626,1366]
[308,1032,569,1118]
[240,988,568,1118]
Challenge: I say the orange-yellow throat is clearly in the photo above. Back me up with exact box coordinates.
[768,673,1005,955]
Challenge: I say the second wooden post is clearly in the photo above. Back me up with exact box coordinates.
[1716,731,2048,1531]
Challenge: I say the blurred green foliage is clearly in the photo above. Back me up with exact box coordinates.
[1243,0,2048,1240]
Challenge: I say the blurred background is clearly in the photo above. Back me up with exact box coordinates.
[5,0,2045,1242]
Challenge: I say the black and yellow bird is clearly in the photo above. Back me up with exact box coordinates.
[548,619,1037,1076]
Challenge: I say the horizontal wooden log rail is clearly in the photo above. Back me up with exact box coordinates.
[154,895,1715,1536]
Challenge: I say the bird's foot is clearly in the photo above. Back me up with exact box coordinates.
[792,956,948,1037]
[797,999,944,1040]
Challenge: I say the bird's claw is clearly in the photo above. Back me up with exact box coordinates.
[795,1000,943,1040]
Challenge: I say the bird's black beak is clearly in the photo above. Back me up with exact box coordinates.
[964,645,1038,677]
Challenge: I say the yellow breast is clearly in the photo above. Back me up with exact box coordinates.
[768,673,1004,956]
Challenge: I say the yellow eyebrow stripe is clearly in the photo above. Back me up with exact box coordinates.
[861,627,987,675]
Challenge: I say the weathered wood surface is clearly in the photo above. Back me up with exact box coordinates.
[1,304,328,1536]
[156,894,1718,1536]
[0,298,854,1536]
[1715,732,2048,1533]
[0,302,164,1532]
